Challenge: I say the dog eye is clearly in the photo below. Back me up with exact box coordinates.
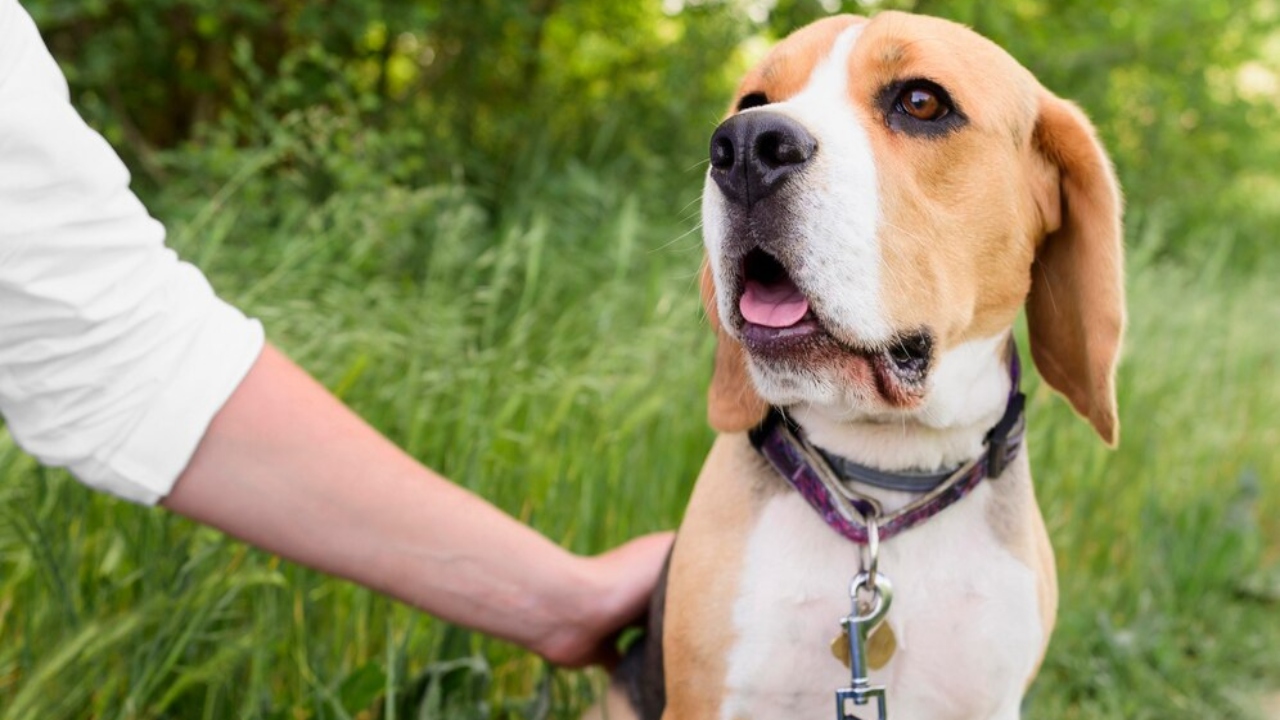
[896,85,950,121]
[737,92,770,111]
[882,80,965,137]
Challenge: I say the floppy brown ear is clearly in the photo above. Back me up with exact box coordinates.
[1027,94,1126,446]
[701,262,768,432]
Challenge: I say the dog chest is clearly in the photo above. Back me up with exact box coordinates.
[714,483,1044,720]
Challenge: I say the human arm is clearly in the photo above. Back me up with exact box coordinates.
[163,343,671,667]
[0,0,669,666]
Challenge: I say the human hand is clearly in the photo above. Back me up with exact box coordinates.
[532,531,675,668]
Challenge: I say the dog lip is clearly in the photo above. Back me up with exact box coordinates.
[732,300,845,359]
[731,288,934,407]
[740,315,823,346]
[724,248,931,405]
[869,348,928,407]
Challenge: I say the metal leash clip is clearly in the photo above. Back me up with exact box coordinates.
[836,518,892,720]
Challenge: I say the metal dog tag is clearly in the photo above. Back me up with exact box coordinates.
[835,571,892,720]
[831,620,896,670]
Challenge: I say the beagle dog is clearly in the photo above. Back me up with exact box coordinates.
[591,11,1123,720]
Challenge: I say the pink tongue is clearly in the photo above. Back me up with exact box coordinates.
[740,279,810,328]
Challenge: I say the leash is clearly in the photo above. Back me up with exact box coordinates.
[747,344,1027,720]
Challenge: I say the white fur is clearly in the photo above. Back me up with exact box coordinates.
[711,325,1043,720]
[703,23,888,353]
[700,22,1048,720]
[766,25,888,346]
[718,333,1040,719]
[794,334,1013,484]
[721,470,1043,720]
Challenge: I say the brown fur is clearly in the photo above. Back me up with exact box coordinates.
[662,435,776,718]
[981,452,1059,688]
[702,264,767,432]
[1027,95,1126,445]
[852,14,1046,346]
[677,11,1122,718]
[735,16,865,110]
[706,11,1124,444]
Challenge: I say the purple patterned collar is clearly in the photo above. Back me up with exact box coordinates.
[747,347,1026,545]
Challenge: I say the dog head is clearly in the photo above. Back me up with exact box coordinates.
[702,12,1124,444]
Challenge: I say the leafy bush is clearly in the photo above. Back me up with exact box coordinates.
[26,0,1280,265]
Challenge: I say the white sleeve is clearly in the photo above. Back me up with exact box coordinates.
[0,0,265,504]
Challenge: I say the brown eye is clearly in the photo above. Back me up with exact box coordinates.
[899,87,947,121]
[882,80,963,136]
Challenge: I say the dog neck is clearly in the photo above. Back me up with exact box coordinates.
[787,333,1016,514]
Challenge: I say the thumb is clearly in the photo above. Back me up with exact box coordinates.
[592,531,675,625]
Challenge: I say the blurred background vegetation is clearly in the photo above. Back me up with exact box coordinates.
[3,0,1279,718]
[25,0,1280,266]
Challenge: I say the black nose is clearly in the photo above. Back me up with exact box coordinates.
[709,111,816,206]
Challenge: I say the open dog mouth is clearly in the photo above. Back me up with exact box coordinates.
[737,249,820,344]
[732,247,935,399]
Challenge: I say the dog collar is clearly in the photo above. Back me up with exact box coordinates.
[747,346,1026,545]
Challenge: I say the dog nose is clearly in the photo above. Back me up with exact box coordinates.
[709,111,816,206]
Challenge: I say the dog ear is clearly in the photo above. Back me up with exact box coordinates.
[1027,93,1125,446]
[701,261,768,432]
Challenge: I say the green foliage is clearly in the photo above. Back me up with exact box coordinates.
[4,0,1280,717]
[0,127,715,718]
[2,108,1279,717]
[24,0,1280,263]
[26,0,749,213]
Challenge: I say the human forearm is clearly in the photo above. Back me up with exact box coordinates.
[163,343,667,665]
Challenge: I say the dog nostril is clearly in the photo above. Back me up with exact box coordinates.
[711,135,735,170]
[756,130,810,168]
[708,112,815,205]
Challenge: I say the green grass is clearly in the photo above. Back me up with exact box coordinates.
[0,129,1277,718]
